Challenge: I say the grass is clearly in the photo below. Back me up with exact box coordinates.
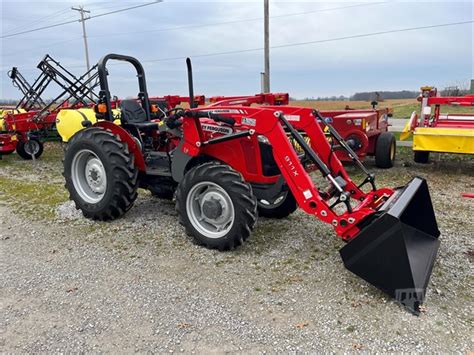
[290,98,474,120]
[290,98,418,119]
[0,143,67,219]
[0,176,68,219]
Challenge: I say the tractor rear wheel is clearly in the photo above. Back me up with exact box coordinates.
[16,138,43,160]
[414,151,430,164]
[63,127,138,220]
[176,162,257,251]
[375,132,396,168]
[257,190,297,219]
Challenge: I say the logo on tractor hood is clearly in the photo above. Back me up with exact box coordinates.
[201,124,233,135]
[204,109,247,114]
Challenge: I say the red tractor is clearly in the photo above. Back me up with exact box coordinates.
[62,54,440,314]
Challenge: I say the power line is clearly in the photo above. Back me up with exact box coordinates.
[87,1,163,20]
[0,1,163,39]
[2,2,135,36]
[2,8,72,35]
[0,1,385,55]
[87,2,387,38]
[1,19,79,39]
[2,19,471,78]
[56,19,471,70]
[136,20,473,63]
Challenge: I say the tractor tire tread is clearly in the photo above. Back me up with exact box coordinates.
[375,132,396,169]
[176,162,257,251]
[63,127,138,221]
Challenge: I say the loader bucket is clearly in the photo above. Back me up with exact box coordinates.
[340,177,440,314]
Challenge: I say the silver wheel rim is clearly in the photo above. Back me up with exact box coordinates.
[25,140,40,156]
[71,149,107,203]
[259,191,287,208]
[186,181,235,238]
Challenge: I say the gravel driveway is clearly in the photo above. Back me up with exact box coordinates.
[1,144,473,352]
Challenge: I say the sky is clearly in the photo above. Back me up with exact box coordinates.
[0,0,473,100]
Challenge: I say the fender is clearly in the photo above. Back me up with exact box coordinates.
[94,121,146,171]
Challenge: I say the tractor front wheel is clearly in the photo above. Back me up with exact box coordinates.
[176,162,257,251]
[16,138,43,160]
[63,127,138,220]
[375,132,396,168]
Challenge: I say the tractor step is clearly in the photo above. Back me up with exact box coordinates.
[145,151,172,176]
[146,166,172,177]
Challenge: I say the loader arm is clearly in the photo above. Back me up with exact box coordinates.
[180,105,394,241]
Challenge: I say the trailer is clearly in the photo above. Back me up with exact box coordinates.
[400,86,474,163]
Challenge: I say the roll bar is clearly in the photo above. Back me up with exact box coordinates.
[96,53,151,121]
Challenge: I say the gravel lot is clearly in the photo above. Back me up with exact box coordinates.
[1,144,473,352]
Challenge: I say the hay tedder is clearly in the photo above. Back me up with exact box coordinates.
[60,54,440,313]
[401,86,474,162]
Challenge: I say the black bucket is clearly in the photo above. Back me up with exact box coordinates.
[340,177,440,314]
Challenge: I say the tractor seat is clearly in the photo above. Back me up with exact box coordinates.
[120,99,159,130]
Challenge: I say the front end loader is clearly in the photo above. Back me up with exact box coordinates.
[61,54,440,314]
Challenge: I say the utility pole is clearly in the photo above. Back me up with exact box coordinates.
[72,6,91,81]
[263,0,270,93]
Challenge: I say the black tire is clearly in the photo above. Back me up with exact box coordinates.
[414,151,430,164]
[257,190,297,219]
[375,132,396,168]
[16,139,44,160]
[63,127,138,220]
[176,162,257,251]
[149,185,175,200]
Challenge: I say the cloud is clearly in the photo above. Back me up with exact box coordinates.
[1,0,472,99]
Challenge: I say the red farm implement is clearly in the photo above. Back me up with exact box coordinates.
[208,93,396,168]
[401,86,474,162]
[0,55,101,159]
[60,54,440,314]
[317,107,395,168]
